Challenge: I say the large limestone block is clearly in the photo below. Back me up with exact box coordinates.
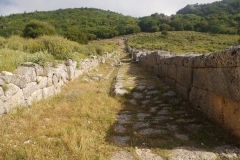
[72,61,77,70]
[207,68,230,99]
[36,76,48,89]
[10,74,30,88]
[189,87,210,114]
[146,52,158,67]
[14,66,36,83]
[30,89,43,102]
[193,54,208,68]
[168,64,177,80]
[193,67,240,101]
[192,68,210,90]
[34,64,44,76]
[0,71,12,84]
[43,66,57,77]
[205,48,240,68]
[164,56,175,65]
[9,88,24,110]
[221,67,240,101]
[67,66,75,81]
[0,78,5,86]
[176,83,189,99]
[161,65,169,78]
[207,93,224,124]
[75,69,83,78]
[193,48,240,68]
[43,86,55,99]
[2,83,20,101]
[47,77,53,86]
[176,66,193,89]
[222,96,240,138]
[164,77,175,86]
[23,82,37,99]
[52,74,59,87]
[0,87,3,96]
[0,100,6,115]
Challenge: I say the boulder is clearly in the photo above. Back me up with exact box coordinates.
[23,82,37,99]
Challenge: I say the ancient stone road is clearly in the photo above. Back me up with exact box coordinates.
[109,57,240,160]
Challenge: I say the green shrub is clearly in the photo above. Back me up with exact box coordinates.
[23,20,57,38]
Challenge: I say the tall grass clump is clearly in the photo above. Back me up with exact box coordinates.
[0,36,5,47]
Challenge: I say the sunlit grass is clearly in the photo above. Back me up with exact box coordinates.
[0,35,117,72]
[127,31,240,54]
[0,58,123,159]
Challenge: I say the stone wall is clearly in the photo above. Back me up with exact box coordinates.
[0,57,100,116]
[128,46,240,139]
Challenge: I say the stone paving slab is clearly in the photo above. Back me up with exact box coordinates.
[110,60,240,160]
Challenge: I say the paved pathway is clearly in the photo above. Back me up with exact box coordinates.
[109,56,240,160]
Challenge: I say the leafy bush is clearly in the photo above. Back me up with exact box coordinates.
[66,28,88,44]
[23,20,57,38]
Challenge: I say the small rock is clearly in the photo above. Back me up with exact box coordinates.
[163,91,176,97]
[129,99,137,105]
[138,128,166,135]
[142,100,150,105]
[147,90,158,95]
[112,136,130,146]
[132,92,144,99]
[136,148,163,160]
[169,147,217,160]
[133,122,150,129]
[111,151,134,160]
[117,114,132,124]
[114,124,126,133]
[174,133,189,141]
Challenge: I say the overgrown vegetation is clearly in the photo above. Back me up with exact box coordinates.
[0,35,117,72]
[127,31,239,53]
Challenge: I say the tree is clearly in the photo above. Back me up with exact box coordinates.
[23,20,56,38]
[116,24,126,35]
[66,28,88,44]
[126,25,141,34]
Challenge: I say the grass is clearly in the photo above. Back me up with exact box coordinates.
[127,31,240,54]
[0,59,123,159]
[0,35,117,72]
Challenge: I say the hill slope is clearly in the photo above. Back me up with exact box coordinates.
[0,8,140,39]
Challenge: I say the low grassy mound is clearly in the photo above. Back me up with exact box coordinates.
[127,31,240,54]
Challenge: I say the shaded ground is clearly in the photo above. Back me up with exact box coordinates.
[107,53,240,159]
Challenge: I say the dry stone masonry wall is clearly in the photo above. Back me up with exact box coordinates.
[0,57,101,116]
[127,45,240,139]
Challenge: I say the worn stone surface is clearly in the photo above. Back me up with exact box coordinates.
[112,136,130,146]
[136,148,163,160]
[23,82,38,98]
[111,151,135,160]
